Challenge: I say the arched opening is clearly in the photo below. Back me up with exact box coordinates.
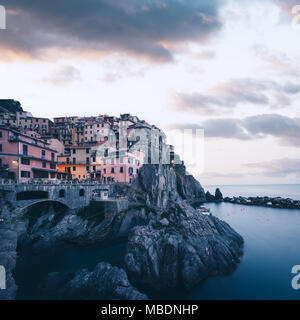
[16,191,49,201]
[79,189,85,197]
[59,189,65,198]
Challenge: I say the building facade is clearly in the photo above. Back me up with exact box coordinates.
[0,126,64,181]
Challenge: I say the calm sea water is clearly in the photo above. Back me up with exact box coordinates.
[186,184,300,300]
[15,184,300,300]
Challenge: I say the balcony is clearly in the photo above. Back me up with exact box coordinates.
[8,135,19,142]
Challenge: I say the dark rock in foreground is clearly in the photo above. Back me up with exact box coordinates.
[39,262,148,300]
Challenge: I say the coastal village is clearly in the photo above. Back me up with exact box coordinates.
[0,99,176,184]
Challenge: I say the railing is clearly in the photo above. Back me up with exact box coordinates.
[0,178,106,186]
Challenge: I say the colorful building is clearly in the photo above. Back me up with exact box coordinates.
[57,145,95,180]
[57,141,144,183]
[0,126,65,181]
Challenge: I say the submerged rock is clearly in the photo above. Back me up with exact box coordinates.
[39,262,148,300]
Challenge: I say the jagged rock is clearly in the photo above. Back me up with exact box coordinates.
[125,200,243,291]
[1,164,243,299]
[205,191,216,202]
[215,188,223,201]
[39,262,148,300]
[124,165,244,292]
[175,165,206,205]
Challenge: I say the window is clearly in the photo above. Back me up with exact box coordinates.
[120,166,124,173]
[73,166,76,171]
[86,157,90,164]
[23,145,28,156]
[93,166,96,171]
[119,157,123,164]
[79,189,85,197]
[111,158,114,165]
[111,167,115,174]
[21,158,30,165]
[104,168,106,174]
[42,161,46,168]
[21,171,30,178]
[86,166,90,172]
[41,150,45,159]
[66,158,70,164]
[0,144,2,152]
[73,149,76,154]
[93,157,96,162]
[0,131,2,138]
[73,158,76,164]
[51,153,55,161]
[129,167,133,174]
[86,148,90,154]
[65,167,71,173]
[50,163,56,169]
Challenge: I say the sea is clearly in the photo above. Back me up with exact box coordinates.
[14,184,300,300]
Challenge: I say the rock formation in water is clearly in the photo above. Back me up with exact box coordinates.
[215,188,223,202]
[39,262,148,300]
[0,164,243,299]
[124,165,243,291]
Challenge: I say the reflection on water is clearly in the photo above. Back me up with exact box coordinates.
[187,202,300,300]
[14,242,127,299]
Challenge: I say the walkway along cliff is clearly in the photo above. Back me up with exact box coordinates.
[0,164,244,299]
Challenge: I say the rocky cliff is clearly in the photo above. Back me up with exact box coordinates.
[0,164,243,299]
[123,165,243,291]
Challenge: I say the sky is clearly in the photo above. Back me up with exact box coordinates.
[0,0,300,185]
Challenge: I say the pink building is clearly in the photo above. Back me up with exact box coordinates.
[0,126,64,181]
[91,142,144,183]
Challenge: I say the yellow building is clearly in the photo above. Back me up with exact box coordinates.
[57,145,95,180]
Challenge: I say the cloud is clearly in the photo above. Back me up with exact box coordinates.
[171,78,300,114]
[274,0,299,16]
[245,158,300,177]
[43,65,81,86]
[199,171,246,179]
[0,0,224,62]
[253,45,300,78]
[169,114,300,146]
